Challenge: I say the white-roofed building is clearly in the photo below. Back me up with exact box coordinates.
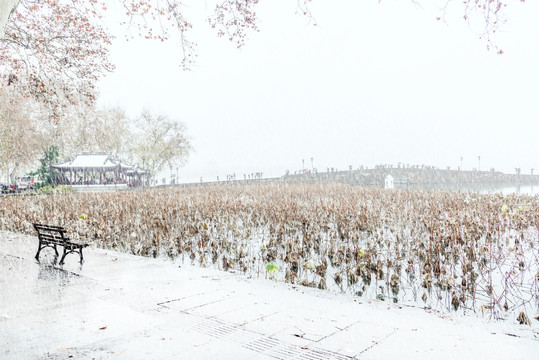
[52,152,147,188]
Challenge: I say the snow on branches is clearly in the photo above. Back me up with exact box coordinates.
[440,0,525,54]
[208,0,260,49]
[0,1,114,119]
[0,0,528,117]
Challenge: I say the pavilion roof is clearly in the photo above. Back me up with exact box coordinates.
[52,152,129,171]
[126,167,149,175]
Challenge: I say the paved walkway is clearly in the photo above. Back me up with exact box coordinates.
[0,230,537,359]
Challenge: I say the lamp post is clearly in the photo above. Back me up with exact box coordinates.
[311,157,313,172]
[302,159,305,173]
[460,157,463,171]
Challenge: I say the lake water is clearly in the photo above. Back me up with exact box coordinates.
[479,184,538,196]
[399,182,539,196]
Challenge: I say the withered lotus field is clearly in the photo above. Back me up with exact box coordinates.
[1,183,537,323]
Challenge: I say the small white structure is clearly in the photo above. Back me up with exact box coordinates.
[384,174,394,189]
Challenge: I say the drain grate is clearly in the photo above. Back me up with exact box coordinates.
[98,289,161,314]
[159,307,354,360]
[243,337,352,360]
[94,288,355,359]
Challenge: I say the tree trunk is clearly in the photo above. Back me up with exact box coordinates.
[9,162,19,185]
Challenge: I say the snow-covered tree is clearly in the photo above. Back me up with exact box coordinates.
[50,105,127,156]
[0,0,114,120]
[0,87,45,183]
[130,109,192,179]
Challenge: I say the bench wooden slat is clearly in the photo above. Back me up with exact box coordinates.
[37,237,64,245]
[34,224,67,233]
[37,232,68,239]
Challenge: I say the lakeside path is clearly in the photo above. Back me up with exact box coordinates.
[1,230,537,359]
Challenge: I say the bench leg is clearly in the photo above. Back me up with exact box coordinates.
[59,247,68,266]
[35,242,60,263]
[35,241,42,261]
[79,247,84,264]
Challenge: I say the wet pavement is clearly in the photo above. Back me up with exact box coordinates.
[1,230,537,359]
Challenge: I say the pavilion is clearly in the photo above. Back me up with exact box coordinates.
[52,152,148,188]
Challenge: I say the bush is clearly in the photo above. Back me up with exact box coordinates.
[34,185,73,195]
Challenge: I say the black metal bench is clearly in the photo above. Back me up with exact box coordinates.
[33,223,88,265]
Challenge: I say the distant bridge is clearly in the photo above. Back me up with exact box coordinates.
[171,168,539,193]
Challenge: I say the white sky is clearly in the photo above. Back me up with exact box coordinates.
[97,0,539,182]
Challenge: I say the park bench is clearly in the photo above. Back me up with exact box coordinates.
[33,223,88,265]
